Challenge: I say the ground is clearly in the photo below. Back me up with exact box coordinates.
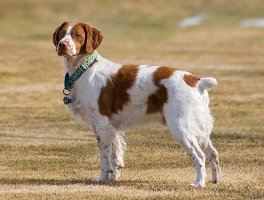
[0,0,263,199]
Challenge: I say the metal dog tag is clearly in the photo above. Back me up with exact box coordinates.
[63,96,72,105]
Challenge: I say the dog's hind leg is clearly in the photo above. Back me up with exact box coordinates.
[165,112,206,187]
[180,134,206,187]
[199,135,220,184]
[109,131,126,181]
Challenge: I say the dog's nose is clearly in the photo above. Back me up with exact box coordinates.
[58,42,66,48]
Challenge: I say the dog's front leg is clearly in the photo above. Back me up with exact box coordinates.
[109,131,126,181]
[93,121,115,184]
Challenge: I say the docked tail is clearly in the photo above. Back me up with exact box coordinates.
[198,77,217,92]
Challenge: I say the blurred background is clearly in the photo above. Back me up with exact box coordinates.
[2,0,264,40]
[2,0,264,66]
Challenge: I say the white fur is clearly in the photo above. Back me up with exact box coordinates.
[57,27,220,187]
[198,77,218,93]
[57,24,77,56]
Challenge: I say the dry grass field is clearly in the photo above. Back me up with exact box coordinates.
[0,0,263,199]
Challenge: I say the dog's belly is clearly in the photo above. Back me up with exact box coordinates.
[109,104,164,130]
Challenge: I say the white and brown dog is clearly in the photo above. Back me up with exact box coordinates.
[53,21,220,187]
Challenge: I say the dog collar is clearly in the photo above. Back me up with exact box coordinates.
[63,51,98,105]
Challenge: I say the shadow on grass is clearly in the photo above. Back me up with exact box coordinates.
[0,178,184,191]
[107,179,186,191]
[0,178,93,186]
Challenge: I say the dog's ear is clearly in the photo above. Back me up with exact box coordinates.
[81,23,103,54]
[52,22,70,47]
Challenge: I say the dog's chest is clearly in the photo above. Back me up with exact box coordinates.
[67,102,93,124]
[66,81,99,124]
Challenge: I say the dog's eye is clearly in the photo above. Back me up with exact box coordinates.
[72,33,81,38]
[59,31,65,38]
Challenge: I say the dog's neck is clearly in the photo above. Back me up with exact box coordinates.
[62,54,91,75]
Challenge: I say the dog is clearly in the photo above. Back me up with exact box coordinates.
[53,21,220,187]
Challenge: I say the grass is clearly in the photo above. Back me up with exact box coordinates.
[0,0,264,199]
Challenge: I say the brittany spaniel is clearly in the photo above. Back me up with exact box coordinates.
[53,21,220,187]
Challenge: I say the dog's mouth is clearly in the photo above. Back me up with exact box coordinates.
[57,47,77,57]
[57,50,67,56]
[57,49,72,57]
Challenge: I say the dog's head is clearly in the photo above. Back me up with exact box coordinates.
[53,22,103,57]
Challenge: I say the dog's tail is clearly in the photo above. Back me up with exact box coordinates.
[198,77,217,92]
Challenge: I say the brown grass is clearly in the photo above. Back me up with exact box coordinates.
[0,0,264,199]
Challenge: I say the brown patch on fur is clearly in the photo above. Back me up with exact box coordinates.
[147,66,176,114]
[70,24,86,53]
[183,74,200,87]
[152,66,177,85]
[98,64,139,118]
[78,23,103,54]
[52,21,72,46]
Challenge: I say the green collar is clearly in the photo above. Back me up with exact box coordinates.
[63,51,98,105]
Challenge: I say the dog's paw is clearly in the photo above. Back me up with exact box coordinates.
[108,170,121,181]
[211,177,220,184]
[212,169,222,184]
[190,181,205,188]
[92,176,107,185]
